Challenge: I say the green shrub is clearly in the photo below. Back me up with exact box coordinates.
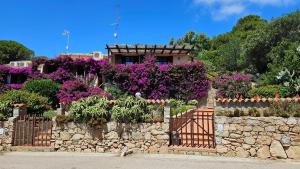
[111,96,151,123]
[269,101,300,117]
[187,100,198,106]
[248,85,291,98]
[0,113,7,121]
[0,90,50,117]
[43,110,57,120]
[169,99,184,107]
[248,108,261,117]
[24,79,60,106]
[171,105,194,116]
[104,83,127,99]
[69,96,110,123]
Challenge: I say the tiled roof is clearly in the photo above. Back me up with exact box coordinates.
[108,99,170,105]
[215,96,300,104]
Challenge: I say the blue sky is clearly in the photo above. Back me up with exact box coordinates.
[0,0,299,57]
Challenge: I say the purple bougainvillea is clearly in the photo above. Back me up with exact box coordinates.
[112,60,209,100]
[6,84,23,90]
[56,79,107,103]
[212,74,252,99]
[31,56,210,101]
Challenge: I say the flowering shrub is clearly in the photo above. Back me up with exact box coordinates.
[6,84,23,90]
[113,61,209,100]
[32,56,209,100]
[212,74,252,99]
[0,65,32,75]
[29,68,74,84]
[56,79,107,103]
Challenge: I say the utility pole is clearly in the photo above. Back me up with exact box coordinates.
[62,30,71,53]
[111,0,120,44]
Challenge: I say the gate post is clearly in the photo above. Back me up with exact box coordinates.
[13,104,27,118]
[163,105,170,123]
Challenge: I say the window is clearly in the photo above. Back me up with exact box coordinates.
[156,56,173,65]
[125,57,134,65]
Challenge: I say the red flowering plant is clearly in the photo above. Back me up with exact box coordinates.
[212,74,252,99]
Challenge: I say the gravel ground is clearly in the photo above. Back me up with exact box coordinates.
[1,152,300,169]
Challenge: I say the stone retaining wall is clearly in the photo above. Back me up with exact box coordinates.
[0,119,14,151]
[215,116,300,159]
[52,122,170,154]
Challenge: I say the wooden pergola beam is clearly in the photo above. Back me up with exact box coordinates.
[178,45,185,54]
[161,45,166,54]
[105,44,193,55]
[135,45,138,54]
[116,45,121,53]
[169,45,176,54]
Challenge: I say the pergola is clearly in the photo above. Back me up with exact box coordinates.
[106,44,194,57]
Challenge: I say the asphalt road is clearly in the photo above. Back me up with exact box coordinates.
[1,152,300,169]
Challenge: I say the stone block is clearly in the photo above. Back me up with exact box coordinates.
[236,147,249,158]
[249,148,256,157]
[244,137,256,145]
[60,132,71,141]
[257,146,271,159]
[270,140,287,159]
[286,146,300,160]
[216,145,228,154]
[278,125,289,132]
[71,134,84,141]
[287,117,297,127]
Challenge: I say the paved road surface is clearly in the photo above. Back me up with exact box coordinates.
[1,152,300,169]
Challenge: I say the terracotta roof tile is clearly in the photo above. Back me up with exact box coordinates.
[216,96,300,104]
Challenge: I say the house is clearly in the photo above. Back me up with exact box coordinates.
[58,51,106,60]
[7,61,32,68]
[106,44,194,65]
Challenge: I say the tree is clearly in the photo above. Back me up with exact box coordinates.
[0,40,34,64]
[243,10,300,74]
[170,32,211,55]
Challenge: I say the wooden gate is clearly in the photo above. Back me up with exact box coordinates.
[169,108,215,148]
[12,115,52,146]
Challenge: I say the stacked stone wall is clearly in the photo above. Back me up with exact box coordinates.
[215,116,300,159]
[52,122,170,154]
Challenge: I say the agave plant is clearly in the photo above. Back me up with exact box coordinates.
[276,68,300,94]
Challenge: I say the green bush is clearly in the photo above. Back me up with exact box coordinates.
[24,79,60,106]
[0,90,50,117]
[69,96,110,123]
[104,83,127,99]
[169,99,184,107]
[248,85,291,98]
[0,113,7,121]
[171,105,194,116]
[187,100,199,106]
[111,96,151,123]
[248,108,261,117]
[269,101,300,117]
[43,110,57,120]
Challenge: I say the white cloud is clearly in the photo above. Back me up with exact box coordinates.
[249,0,295,6]
[213,4,246,20]
[192,0,297,20]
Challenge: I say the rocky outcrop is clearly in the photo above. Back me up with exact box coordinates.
[216,116,300,160]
